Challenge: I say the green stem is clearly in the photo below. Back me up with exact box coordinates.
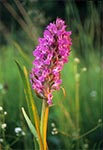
[40,100,49,150]
[10,137,20,147]
[75,80,79,131]
[77,124,102,139]
[40,100,45,138]
[74,63,80,130]
[74,63,80,149]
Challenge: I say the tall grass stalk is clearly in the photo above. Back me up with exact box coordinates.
[2,1,38,43]
[74,59,80,149]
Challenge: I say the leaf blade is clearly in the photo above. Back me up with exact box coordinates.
[22,107,38,139]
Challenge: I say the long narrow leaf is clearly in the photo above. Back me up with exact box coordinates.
[23,66,40,127]
[15,60,26,87]
[15,61,44,149]
[15,60,39,123]
[22,107,38,139]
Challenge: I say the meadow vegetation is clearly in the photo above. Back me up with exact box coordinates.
[0,1,102,149]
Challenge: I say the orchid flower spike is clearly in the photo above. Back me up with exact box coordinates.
[30,18,72,105]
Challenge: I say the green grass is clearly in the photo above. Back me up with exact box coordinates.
[0,44,102,149]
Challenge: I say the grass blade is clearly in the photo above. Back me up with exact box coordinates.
[22,107,38,139]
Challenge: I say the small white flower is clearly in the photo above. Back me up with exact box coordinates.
[51,130,58,135]
[52,128,57,132]
[14,127,26,136]
[82,67,87,72]
[0,106,3,111]
[0,138,3,143]
[51,131,55,135]
[54,130,58,134]
[14,127,22,133]
[51,123,55,127]
[1,123,7,129]
[74,58,80,63]
[22,131,26,136]
[4,111,7,115]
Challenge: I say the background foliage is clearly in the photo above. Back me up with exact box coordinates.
[0,0,103,149]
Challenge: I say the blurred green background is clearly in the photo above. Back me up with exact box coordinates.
[0,0,103,150]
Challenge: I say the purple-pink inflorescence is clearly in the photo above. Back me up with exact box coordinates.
[30,18,72,105]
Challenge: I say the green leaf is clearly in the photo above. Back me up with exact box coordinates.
[15,61,43,149]
[22,107,38,139]
[15,60,26,87]
[15,60,39,125]
[13,41,31,65]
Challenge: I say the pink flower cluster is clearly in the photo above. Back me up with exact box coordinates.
[30,18,72,105]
